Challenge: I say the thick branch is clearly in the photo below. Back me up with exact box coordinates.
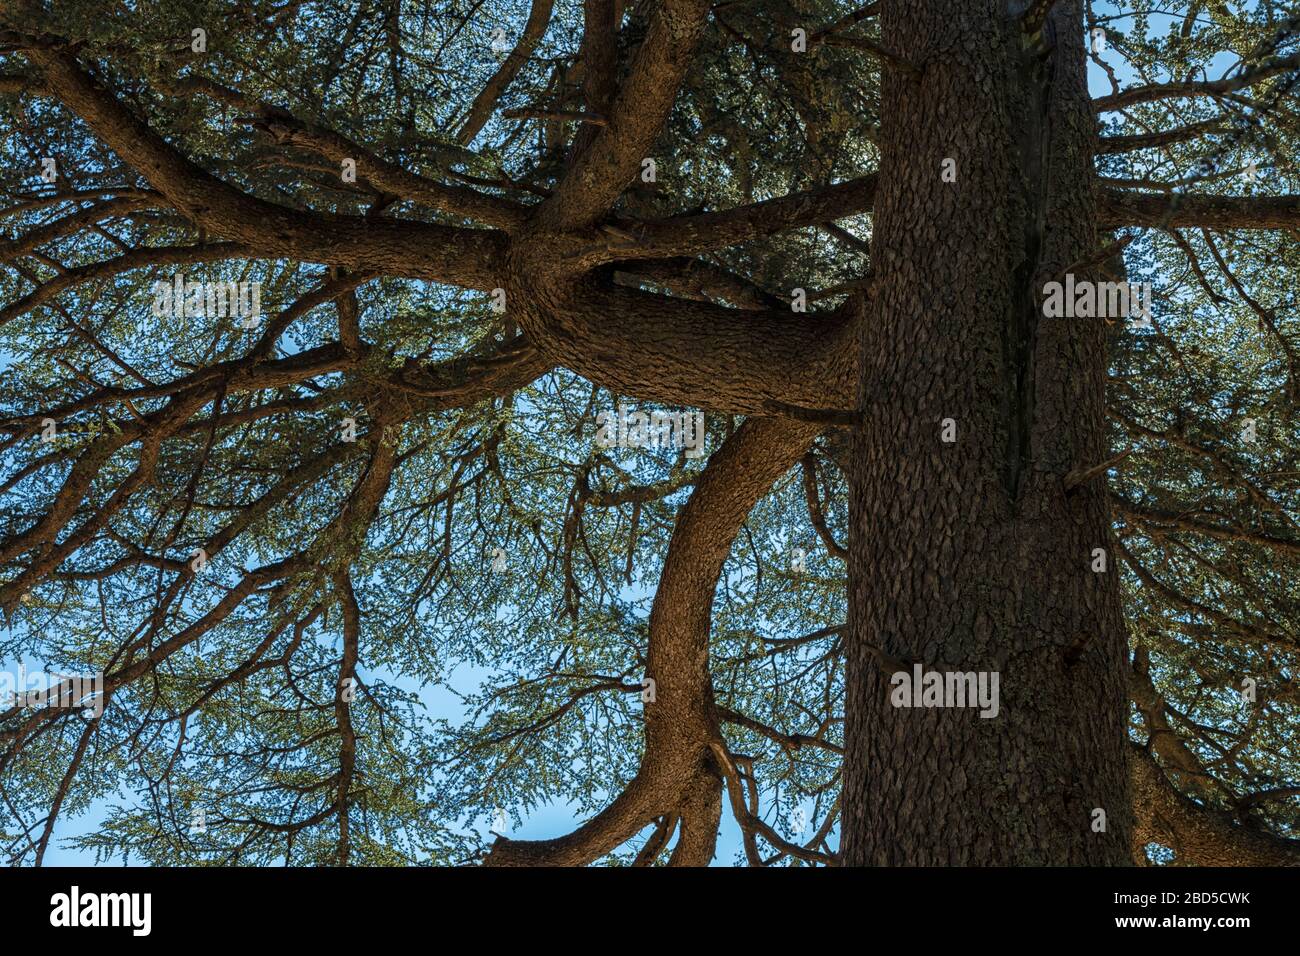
[538,0,712,228]
[483,416,821,865]
[1130,744,1300,866]
[520,279,858,416]
[1099,189,1300,230]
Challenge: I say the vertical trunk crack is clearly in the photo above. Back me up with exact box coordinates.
[1003,34,1055,503]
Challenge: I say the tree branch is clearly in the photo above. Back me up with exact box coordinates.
[25,49,507,287]
[538,0,712,228]
[1130,744,1300,865]
[608,175,877,261]
[1094,50,1300,112]
[484,416,821,865]
[1099,189,1300,230]
[456,0,557,145]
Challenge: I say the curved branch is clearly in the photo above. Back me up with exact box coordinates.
[483,415,821,865]
[1130,744,1300,866]
[457,0,557,146]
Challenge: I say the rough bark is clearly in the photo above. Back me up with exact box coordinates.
[1130,745,1300,866]
[666,767,724,866]
[1098,189,1300,231]
[842,0,1132,865]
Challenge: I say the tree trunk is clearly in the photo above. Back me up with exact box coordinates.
[842,0,1133,864]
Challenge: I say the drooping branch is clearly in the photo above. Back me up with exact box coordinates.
[1197,226,1300,396]
[0,556,304,751]
[1,398,403,766]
